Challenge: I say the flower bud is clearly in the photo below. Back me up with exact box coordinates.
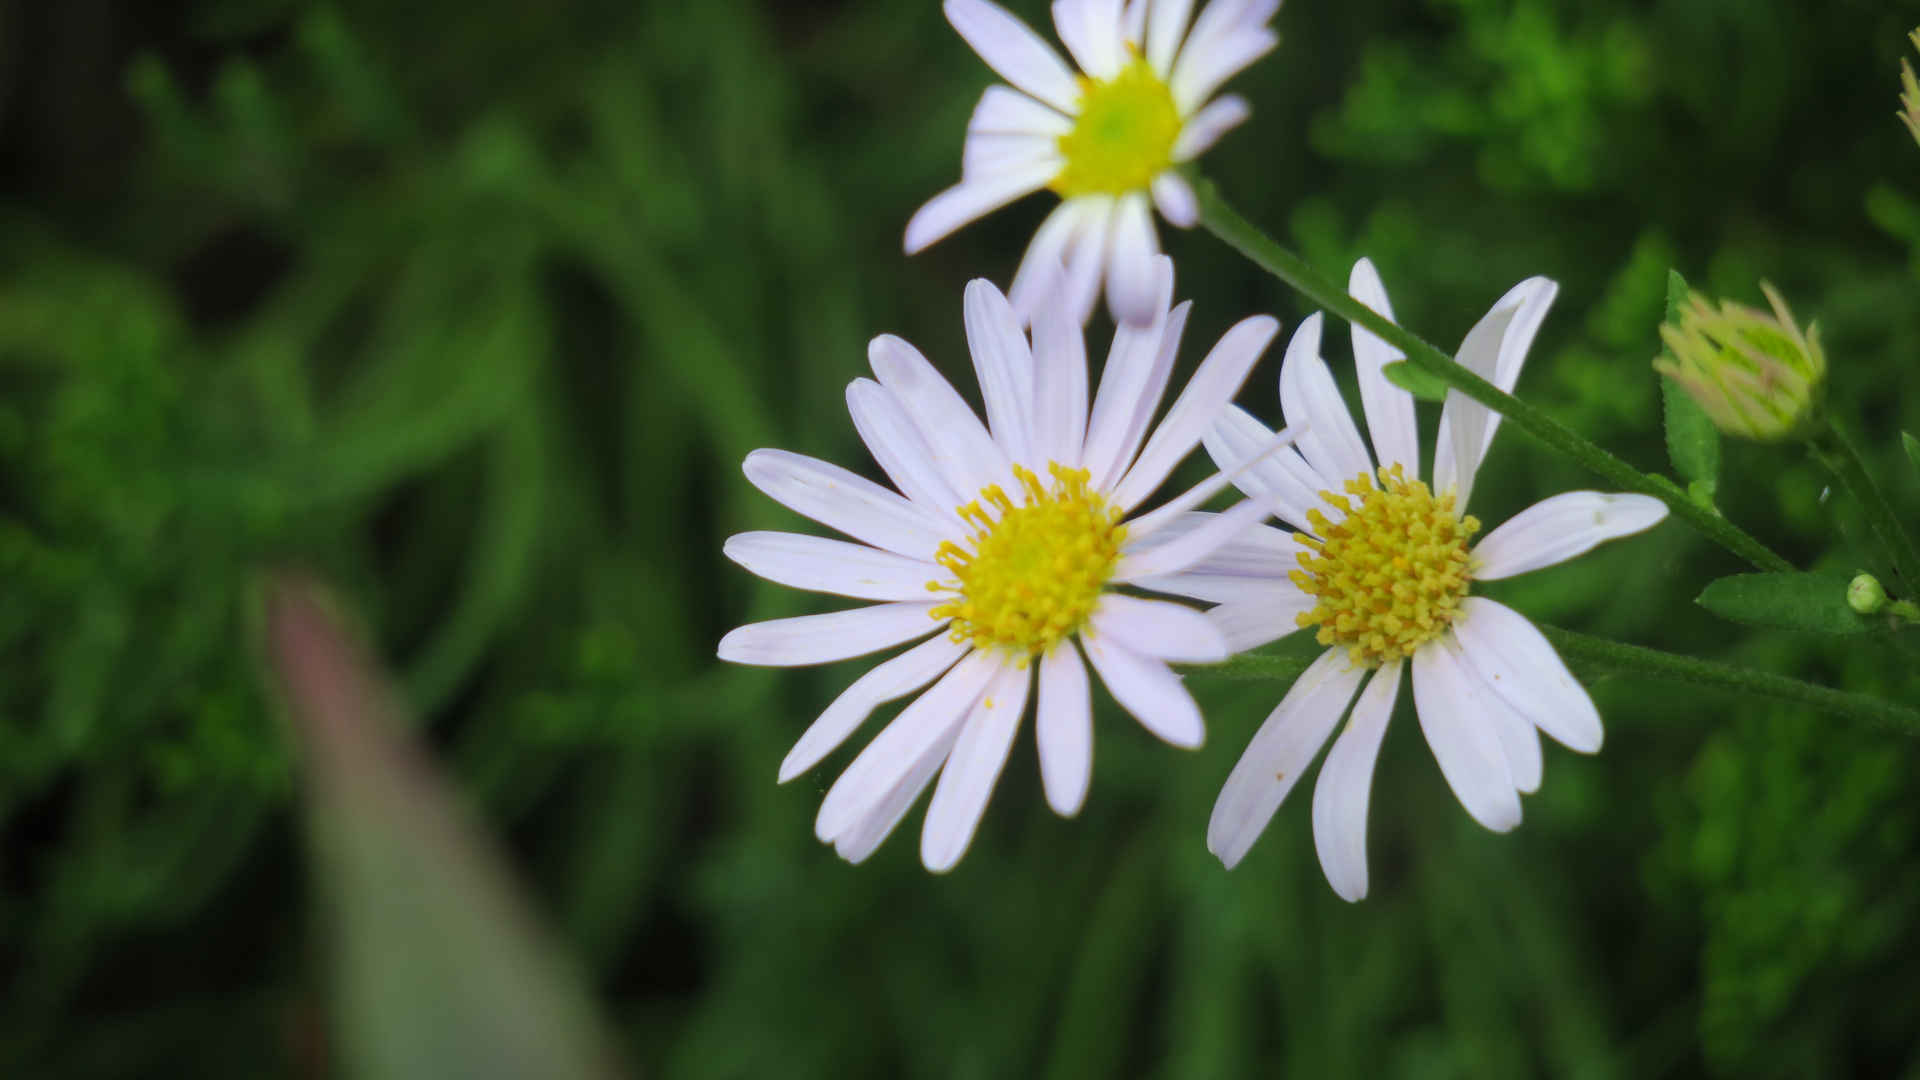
[1903,30,1920,147]
[1848,573,1888,615]
[1654,282,1824,442]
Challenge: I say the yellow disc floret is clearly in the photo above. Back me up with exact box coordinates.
[1291,465,1480,667]
[930,463,1127,659]
[1052,58,1182,199]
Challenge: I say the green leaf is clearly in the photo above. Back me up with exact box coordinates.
[1664,267,1690,323]
[1381,360,1450,403]
[1661,376,1720,501]
[1658,269,1719,501]
[1697,571,1875,635]
[1903,430,1920,478]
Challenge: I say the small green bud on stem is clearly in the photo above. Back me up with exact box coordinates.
[1849,573,1889,615]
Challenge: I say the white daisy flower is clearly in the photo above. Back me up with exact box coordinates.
[1162,259,1669,899]
[719,257,1293,871]
[905,0,1279,328]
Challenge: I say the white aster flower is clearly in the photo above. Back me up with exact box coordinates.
[1160,259,1669,900]
[905,0,1279,328]
[719,257,1291,871]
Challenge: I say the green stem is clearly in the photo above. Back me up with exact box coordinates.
[1193,181,1794,574]
[1539,625,1920,736]
[1811,416,1920,594]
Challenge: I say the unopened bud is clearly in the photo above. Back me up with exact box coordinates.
[1654,283,1824,442]
[1902,30,1920,147]
[1848,573,1888,615]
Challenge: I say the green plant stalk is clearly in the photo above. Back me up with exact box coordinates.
[1539,625,1920,735]
[1197,629,1920,735]
[1194,180,1794,574]
[1810,415,1920,594]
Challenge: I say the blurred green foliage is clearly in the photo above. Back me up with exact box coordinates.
[2,0,1919,1075]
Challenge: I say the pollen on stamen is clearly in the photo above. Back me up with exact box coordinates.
[928,463,1127,661]
[1290,464,1479,668]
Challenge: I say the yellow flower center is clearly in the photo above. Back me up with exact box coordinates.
[930,463,1127,659]
[1291,465,1480,667]
[1052,58,1182,199]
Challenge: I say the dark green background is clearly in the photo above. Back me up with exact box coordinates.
[3,0,1920,1075]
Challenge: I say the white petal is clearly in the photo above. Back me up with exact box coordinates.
[1120,419,1303,543]
[1461,639,1542,795]
[1348,258,1420,477]
[1052,0,1126,79]
[1150,171,1199,227]
[963,132,1062,178]
[1207,647,1367,868]
[1410,638,1522,832]
[1280,313,1376,492]
[1125,510,1299,577]
[1201,406,1331,534]
[1169,22,1277,115]
[1105,192,1163,327]
[967,84,1072,136]
[945,0,1084,114]
[743,449,951,561]
[1471,492,1669,581]
[847,379,965,514]
[1450,597,1602,753]
[1123,0,1148,44]
[1080,634,1205,748]
[1059,197,1114,326]
[833,722,961,864]
[904,159,1061,254]
[1090,593,1228,663]
[1432,277,1558,507]
[1146,0,1196,76]
[963,279,1038,465]
[868,334,1011,498]
[1036,642,1095,815]
[815,649,998,841]
[921,662,1033,871]
[1311,657,1400,901]
[1083,261,1182,489]
[1206,596,1312,653]
[1029,283,1091,468]
[780,633,970,782]
[718,602,942,668]
[1110,313,1279,510]
[1011,203,1090,328]
[1171,93,1250,161]
[723,531,940,602]
[1116,498,1271,580]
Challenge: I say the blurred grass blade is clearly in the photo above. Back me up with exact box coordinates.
[1903,430,1920,479]
[1696,571,1873,635]
[265,574,626,1080]
[1659,270,1719,503]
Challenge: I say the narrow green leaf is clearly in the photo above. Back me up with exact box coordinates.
[1657,269,1719,500]
[1661,376,1719,501]
[1697,571,1874,635]
[1903,430,1920,477]
[1664,268,1690,323]
[1380,360,1450,403]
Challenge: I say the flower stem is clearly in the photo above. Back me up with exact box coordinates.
[1809,416,1920,594]
[1193,180,1794,573]
[1539,625,1920,736]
